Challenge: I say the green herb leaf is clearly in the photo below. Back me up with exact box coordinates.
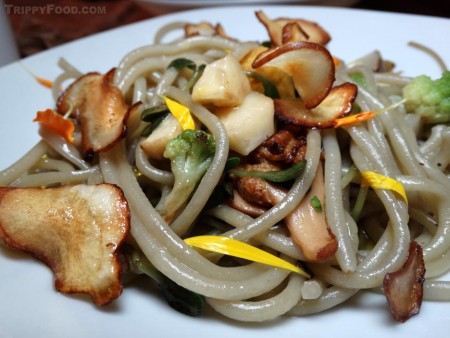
[205,181,234,209]
[129,248,205,317]
[229,160,306,183]
[310,195,323,212]
[225,157,240,170]
[245,70,280,99]
[141,115,166,137]
[141,104,170,122]
[160,277,206,317]
[350,72,367,88]
[184,64,206,92]
[168,58,196,71]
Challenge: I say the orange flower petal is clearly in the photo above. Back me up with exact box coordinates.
[34,109,74,143]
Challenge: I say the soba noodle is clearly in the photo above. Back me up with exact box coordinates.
[1,17,449,323]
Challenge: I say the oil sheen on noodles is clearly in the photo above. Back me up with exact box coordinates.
[1,18,450,324]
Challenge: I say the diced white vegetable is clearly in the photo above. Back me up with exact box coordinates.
[215,91,275,155]
[140,114,182,160]
[192,54,251,107]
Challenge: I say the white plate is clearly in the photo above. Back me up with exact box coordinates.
[0,5,449,338]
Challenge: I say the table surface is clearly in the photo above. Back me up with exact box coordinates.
[4,0,450,58]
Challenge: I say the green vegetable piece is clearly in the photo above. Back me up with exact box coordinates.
[205,181,234,209]
[140,115,166,137]
[310,195,323,212]
[245,70,280,99]
[402,71,450,123]
[128,248,206,317]
[229,160,306,183]
[184,64,206,92]
[350,72,367,88]
[225,157,240,170]
[162,129,216,221]
[168,58,196,71]
[160,277,206,317]
[140,104,170,137]
[141,104,170,122]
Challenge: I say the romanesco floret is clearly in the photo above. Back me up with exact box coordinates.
[161,129,215,222]
[403,71,450,123]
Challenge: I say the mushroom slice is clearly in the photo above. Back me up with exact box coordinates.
[235,162,337,262]
[56,68,132,160]
[184,21,231,39]
[252,42,335,109]
[0,184,130,305]
[227,189,267,217]
[284,162,337,261]
[348,50,395,73]
[348,50,384,72]
[383,241,425,323]
[255,10,331,46]
[274,82,358,128]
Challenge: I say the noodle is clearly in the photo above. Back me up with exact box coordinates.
[1,15,449,324]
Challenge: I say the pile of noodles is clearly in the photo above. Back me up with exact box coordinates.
[1,20,449,322]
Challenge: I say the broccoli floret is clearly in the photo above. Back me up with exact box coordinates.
[403,71,450,124]
[161,129,215,222]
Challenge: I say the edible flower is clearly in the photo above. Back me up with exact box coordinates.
[333,57,341,68]
[33,109,74,143]
[20,62,53,88]
[184,235,310,277]
[333,111,378,128]
[163,96,195,130]
[334,99,407,128]
[361,171,408,204]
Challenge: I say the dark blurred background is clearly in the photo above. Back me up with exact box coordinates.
[4,0,450,58]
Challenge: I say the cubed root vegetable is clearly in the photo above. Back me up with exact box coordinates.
[192,54,251,107]
[215,91,275,156]
[140,113,183,160]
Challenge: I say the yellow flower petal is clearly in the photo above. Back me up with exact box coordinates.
[163,96,195,130]
[184,235,310,278]
[361,171,408,205]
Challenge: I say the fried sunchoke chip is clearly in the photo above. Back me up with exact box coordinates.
[184,21,232,39]
[252,41,335,109]
[0,184,130,305]
[235,162,337,262]
[255,10,331,46]
[56,68,137,160]
[274,82,358,128]
[348,50,396,73]
[383,241,426,323]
